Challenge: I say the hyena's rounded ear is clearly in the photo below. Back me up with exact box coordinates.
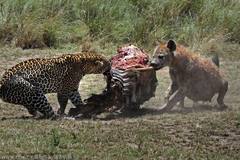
[154,40,160,46]
[167,40,176,52]
[95,60,104,67]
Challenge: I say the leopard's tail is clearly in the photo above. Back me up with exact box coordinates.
[211,54,219,68]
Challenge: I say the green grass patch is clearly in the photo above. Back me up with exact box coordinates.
[0,0,239,50]
[0,113,239,159]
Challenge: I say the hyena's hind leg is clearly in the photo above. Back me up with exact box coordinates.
[1,76,55,118]
[217,80,228,109]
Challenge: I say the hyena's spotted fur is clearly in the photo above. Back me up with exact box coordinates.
[150,40,228,111]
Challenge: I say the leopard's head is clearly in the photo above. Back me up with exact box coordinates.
[92,58,111,74]
[85,54,111,75]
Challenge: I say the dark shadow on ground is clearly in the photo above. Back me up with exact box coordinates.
[0,104,228,121]
[100,103,228,120]
[0,115,33,121]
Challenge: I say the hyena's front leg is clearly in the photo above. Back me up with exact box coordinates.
[160,89,185,112]
[165,68,178,101]
[165,81,178,102]
[165,82,185,108]
[165,69,185,108]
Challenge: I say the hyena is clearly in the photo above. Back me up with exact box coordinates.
[150,40,228,111]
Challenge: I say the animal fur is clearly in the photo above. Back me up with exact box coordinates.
[150,40,228,111]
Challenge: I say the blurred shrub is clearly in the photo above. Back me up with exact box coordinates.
[0,0,239,49]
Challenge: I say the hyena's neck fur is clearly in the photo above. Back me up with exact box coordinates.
[169,52,191,72]
[169,46,220,77]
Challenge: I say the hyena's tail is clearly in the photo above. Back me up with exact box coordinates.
[0,85,2,99]
[0,81,3,99]
[211,54,219,68]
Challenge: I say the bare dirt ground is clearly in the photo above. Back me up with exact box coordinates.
[0,47,239,159]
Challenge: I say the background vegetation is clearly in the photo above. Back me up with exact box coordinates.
[0,0,239,52]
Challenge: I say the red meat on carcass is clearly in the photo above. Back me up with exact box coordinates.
[111,45,149,70]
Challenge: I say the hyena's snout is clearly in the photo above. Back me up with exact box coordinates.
[150,59,158,68]
[150,58,163,70]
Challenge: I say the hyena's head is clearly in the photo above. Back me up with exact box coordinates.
[150,40,176,70]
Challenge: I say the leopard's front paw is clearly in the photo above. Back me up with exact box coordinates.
[57,109,66,115]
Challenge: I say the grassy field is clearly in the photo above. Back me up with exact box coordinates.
[0,46,239,159]
[0,0,239,51]
[0,0,240,159]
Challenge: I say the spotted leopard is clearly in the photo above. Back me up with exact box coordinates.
[0,52,110,118]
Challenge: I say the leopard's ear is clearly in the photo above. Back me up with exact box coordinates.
[167,40,176,52]
[95,60,104,66]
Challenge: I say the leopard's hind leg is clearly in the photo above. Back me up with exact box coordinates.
[57,90,83,115]
[1,75,55,118]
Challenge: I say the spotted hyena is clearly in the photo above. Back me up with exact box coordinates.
[150,40,228,111]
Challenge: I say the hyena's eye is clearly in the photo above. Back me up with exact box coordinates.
[158,55,165,60]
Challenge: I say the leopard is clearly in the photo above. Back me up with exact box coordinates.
[0,52,110,118]
[150,40,228,112]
